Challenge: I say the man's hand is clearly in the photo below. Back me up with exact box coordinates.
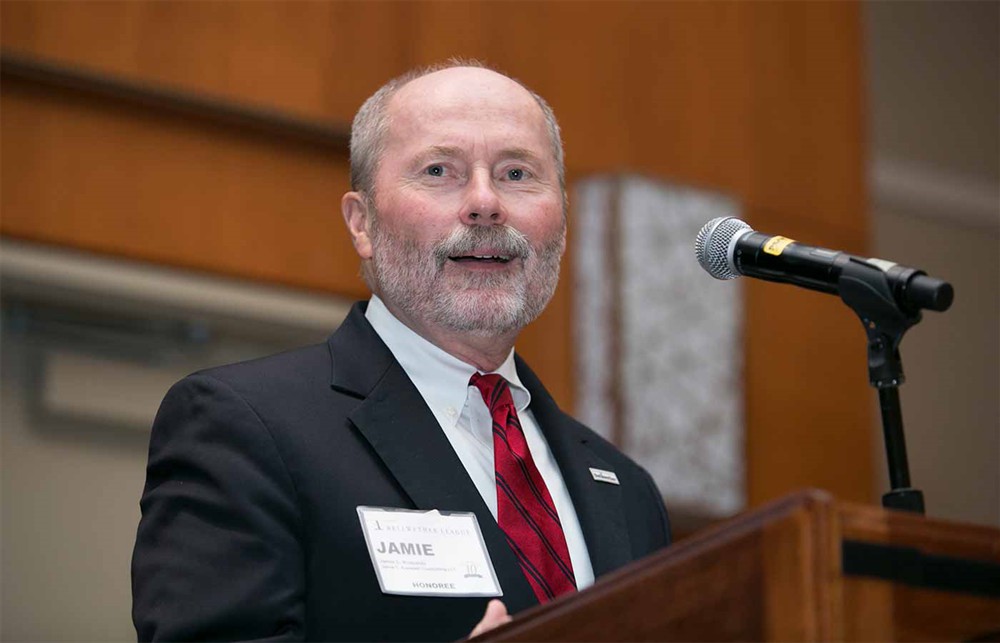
[468,599,512,639]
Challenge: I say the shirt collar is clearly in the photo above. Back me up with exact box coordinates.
[365,296,531,422]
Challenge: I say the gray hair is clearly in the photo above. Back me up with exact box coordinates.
[349,59,566,205]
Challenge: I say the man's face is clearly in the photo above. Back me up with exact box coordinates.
[361,68,566,337]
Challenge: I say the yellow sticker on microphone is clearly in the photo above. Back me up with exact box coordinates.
[762,235,795,256]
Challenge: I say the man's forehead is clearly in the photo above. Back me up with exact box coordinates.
[388,67,543,127]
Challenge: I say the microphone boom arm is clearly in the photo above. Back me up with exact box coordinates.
[838,258,926,514]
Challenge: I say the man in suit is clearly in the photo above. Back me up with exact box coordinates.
[132,62,671,641]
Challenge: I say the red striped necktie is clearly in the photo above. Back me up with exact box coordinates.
[469,372,577,603]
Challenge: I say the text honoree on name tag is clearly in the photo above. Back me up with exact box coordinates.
[357,507,502,597]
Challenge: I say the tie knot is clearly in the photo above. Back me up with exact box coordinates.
[469,372,513,412]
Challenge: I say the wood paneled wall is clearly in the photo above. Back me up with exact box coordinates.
[0,1,873,506]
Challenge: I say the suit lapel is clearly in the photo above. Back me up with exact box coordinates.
[327,304,537,612]
[517,357,634,578]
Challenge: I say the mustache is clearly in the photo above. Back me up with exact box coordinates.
[432,225,532,267]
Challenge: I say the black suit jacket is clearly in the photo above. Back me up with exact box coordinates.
[132,303,671,641]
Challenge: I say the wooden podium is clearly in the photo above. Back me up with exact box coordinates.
[480,490,1000,641]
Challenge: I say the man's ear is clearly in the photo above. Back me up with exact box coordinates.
[341,191,373,259]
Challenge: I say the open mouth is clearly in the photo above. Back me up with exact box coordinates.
[449,255,512,264]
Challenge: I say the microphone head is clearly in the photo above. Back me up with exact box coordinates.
[695,217,753,280]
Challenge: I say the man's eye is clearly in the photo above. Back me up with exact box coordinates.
[426,165,445,177]
[506,168,525,181]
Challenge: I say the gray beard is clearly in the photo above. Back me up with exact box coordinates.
[368,220,564,336]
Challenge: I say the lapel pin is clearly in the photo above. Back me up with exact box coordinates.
[589,467,620,485]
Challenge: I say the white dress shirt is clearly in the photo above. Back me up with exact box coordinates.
[365,296,595,590]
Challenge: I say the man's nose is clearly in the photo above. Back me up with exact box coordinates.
[461,170,506,226]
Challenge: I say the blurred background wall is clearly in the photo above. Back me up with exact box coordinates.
[0,1,995,639]
[866,1,998,529]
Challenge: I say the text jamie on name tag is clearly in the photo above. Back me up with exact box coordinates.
[357,506,502,597]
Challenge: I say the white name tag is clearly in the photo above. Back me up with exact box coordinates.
[357,506,502,597]
[589,467,620,485]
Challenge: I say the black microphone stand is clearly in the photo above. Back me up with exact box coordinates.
[838,258,926,514]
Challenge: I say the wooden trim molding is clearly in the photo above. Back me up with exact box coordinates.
[871,156,1000,231]
[0,238,352,336]
[0,50,350,153]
